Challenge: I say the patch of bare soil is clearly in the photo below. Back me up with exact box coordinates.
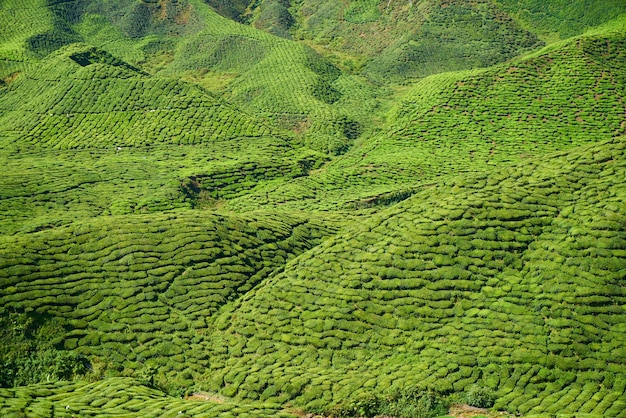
[184,392,226,403]
[448,403,517,418]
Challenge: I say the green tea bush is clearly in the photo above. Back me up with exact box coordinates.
[1,2,626,416]
[1,349,88,388]
[331,388,449,418]
[464,384,496,408]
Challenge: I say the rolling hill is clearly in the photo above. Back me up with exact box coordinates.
[0,1,625,417]
[0,211,336,392]
[0,43,276,149]
[0,0,379,154]
[226,17,626,213]
[242,0,626,82]
[204,136,626,415]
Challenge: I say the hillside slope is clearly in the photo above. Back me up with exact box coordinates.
[0,2,625,417]
[206,136,626,415]
[290,0,544,82]
[244,0,625,82]
[0,41,331,234]
[0,211,336,392]
[0,377,295,417]
[77,0,381,153]
[0,43,275,149]
[225,17,626,212]
[494,0,626,40]
[0,0,381,153]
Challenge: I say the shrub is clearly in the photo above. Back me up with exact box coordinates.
[464,384,496,408]
[2,349,89,387]
[331,388,448,417]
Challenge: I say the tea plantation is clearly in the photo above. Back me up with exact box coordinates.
[0,211,336,404]
[227,17,626,213]
[1,0,625,417]
[0,378,294,417]
[246,0,626,81]
[206,137,626,415]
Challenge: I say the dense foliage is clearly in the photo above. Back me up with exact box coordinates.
[1,1,625,417]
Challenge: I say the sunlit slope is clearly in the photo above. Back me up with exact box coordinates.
[0,0,79,78]
[494,0,626,40]
[385,19,626,159]
[70,0,380,153]
[0,3,625,416]
[0,0,379,153]
[0,141,323,235]
[0,42,329,234]
[225,19,626,212]
[250,0,543,82]
[157,0,379,153]
[205,137,626,415]
[233,0,624,83]
[0,377,295,417]
[0,211,335,391]
[360,0,542,82]
[0,43,276,149]
[0,0,52,60]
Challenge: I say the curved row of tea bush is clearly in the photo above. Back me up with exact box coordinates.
[0,44,277,149]
[0,377,295,417]
[226,20,626,213]
[0,211,336,390]
[205,137,626,415]
[0,137,324,234]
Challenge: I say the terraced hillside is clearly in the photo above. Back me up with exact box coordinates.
[0,140,325,235]
[0,0,378,154]
[4,138,622,417]
[206,137,626,415]
[0,211,335,392]
[0,0,72,77]
[226,18,626,212]
[0,378,294,417]
[0,41,333,233]
[243,0,626,82]
[494,0,626,39]
[1,1,626,417]
[0,43,276,149]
